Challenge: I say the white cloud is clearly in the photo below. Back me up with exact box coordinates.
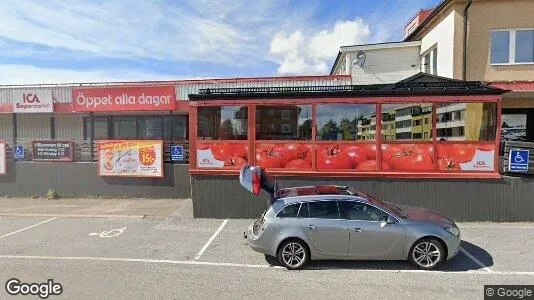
[0,64,184,85]
[269,19,371,75]
[0,1,255,64]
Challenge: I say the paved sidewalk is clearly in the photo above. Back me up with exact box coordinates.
[0,197,190,218]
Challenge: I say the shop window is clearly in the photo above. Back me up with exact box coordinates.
[138,117,163,139]
[85,117,109,139]
[256,105,311,140]
[382,103,433,141]
[197,106,248,140]
[113,117,136,139]
[316,104,375,141]
[165,115,188,140]
[436,102,497,141]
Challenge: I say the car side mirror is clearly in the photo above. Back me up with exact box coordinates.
[380,215,397,226]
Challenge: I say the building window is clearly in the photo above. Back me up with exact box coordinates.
[281,110,290,120]
[256,105,311,140]
[316,104,376,141]
[113,117,136,139]
[197,106,248,140]
[437,102,497,141]
[421,46,437,75]
[281,124,291,133]
[491,29,534,64]
[424,118,429,125]
[413,133,422,139]
[516,30,534,63]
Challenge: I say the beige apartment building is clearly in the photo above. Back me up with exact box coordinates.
[404,0,534,142]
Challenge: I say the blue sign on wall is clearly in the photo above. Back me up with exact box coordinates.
[508,149,529,172]
[171,145,184,161]
[14,145,24,159]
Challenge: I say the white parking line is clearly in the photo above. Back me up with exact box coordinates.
[194,219,228,260]
[460,246,493,273]
[0,255,533,275]
[0,218,57,240]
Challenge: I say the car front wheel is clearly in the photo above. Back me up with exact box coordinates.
[277,239,309,270]
[409,238,445,270]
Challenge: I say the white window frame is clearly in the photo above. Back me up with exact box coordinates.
[490,28,534,65]
[421,45,438,75]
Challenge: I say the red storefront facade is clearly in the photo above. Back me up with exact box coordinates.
[188,74,505,179]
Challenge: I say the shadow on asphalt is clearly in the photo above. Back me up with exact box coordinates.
[267,241,493,272]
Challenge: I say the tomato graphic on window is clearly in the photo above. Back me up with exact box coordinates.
[381,144,434,171]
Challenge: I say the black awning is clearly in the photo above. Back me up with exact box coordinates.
[188,73,508,100]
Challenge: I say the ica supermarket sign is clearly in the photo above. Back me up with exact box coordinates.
[13,89,53,113]
[72,86,176,112]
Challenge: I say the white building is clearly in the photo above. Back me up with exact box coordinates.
[330,41,422,85]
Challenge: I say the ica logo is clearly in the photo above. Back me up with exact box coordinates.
[476,161,487,166]
[23,93,40,103]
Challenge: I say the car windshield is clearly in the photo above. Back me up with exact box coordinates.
[351,189,407,219]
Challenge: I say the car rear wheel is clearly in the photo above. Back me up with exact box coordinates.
[277,239,309,270]
[409,238,445,270]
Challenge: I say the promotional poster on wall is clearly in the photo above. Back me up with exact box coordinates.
[0,141,5,175]
[501,114,527,141]
[98,140,163,177]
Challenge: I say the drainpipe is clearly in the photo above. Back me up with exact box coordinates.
[463,0,473,80]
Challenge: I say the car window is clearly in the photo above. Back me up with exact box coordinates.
[340,201,389,222]
[276,203,301,218]
[298,202,310,218]
[308,201,340,219]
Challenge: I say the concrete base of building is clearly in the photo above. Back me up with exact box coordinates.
[0,162,191,199]
[191,175,534,221]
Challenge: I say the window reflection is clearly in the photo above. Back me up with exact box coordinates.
[381,103,433,141]
[316,104,376,141]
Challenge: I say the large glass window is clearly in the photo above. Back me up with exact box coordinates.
[316,104,376,141]
[436,102,497,141]
[113,117,136,139]
[491,31,510,64]
[516,30,534,63]
[308,201,340,219]
[256,105,311,140]
[381,103,432,141]
[198,106,248,140]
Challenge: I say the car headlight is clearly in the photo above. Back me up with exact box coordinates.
[444,226,460,237]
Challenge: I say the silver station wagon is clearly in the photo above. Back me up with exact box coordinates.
[240,165,461,270]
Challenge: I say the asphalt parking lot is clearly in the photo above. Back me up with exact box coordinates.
[0,199,533,299]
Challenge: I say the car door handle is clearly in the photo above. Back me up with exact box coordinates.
[352,228,362,232]
[306,225,316,230]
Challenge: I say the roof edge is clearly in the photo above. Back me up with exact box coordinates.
[404,0,452,41]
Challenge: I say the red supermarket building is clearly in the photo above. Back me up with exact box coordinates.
[0,73,533,221]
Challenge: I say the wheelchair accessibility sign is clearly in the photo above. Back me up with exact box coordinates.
[171,145,183,161]
[508,149,529,172]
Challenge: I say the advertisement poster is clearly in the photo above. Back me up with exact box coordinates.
[72,86,176,112]
[98,140,163,177]
[32,140,72,161]
[13,89,53,113]
[437,144,495,172]
[0,141,5,175]
[197,143,249,169]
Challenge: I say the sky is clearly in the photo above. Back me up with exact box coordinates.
[0,0,441,85]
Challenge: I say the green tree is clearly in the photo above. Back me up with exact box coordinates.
[321,119,339,140]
